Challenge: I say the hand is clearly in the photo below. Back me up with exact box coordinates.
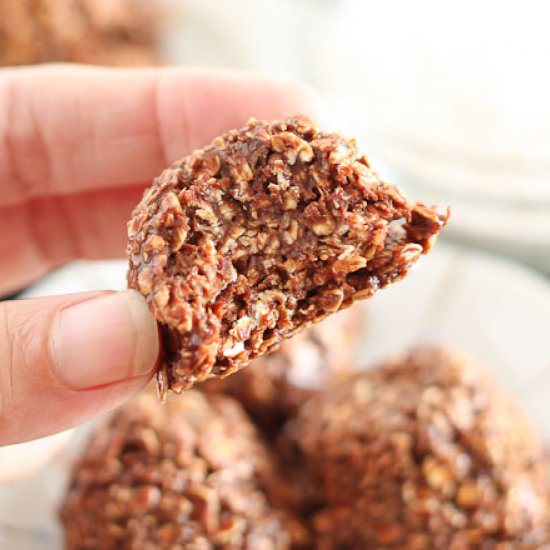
[0,64,316,447]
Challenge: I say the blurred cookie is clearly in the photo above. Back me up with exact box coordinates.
[285,347,550,549]
[0,0,163,67]
[60,392,308,549]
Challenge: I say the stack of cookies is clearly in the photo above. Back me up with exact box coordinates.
[59,117,548,549]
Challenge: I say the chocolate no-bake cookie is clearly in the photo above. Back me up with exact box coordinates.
[201,306,362,435]
[127,116,448,393]
[0,0,162,67]
[285,347,550,549]
[59,392,308,550]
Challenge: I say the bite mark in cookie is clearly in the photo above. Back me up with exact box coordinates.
[127,116,448,393]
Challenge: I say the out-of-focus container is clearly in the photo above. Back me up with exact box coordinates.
[165,0,550,273]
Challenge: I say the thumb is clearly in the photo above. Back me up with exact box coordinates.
[0,290,159,445]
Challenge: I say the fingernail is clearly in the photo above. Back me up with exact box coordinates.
[52,291,159,390]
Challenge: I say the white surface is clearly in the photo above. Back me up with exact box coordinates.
[0,432,73,485]
[1,246,550,547]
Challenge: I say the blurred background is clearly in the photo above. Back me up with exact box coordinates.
[2,0,549,273]
[1,0,550,547]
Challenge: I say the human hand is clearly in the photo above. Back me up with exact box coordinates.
[0,65,316,447]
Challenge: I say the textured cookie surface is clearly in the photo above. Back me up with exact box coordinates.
[286,347,550,549]
[59,392,307,550]
[127,117,448,392]
[201,306,362,435]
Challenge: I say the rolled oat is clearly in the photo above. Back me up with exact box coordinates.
[59,392,308,549]
[127,117,448,393]
[201,306,362,435]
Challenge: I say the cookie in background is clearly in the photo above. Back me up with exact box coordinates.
[0,0,165,67]
[283,347,550,549]
[59,391,309,550]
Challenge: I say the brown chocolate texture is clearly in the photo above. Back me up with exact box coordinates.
[127,117,448,393]
[200,306,362,435]
[0,0,162,67]
[59,392,308,550]
[285,347,550,549]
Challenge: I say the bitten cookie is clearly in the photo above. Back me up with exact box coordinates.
[285,347,550,549]
[127,116,448,393]
[59,392,308,550]
[201,306,362,435]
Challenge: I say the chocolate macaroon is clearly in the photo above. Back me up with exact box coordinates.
[0,0,163,67]
[59,392,308,550]
[127,116,448,394]
[201,306,362,435]
[285,347,549,549]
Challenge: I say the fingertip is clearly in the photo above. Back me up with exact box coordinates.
[51,290,159,390]
[123,290,161,379]
[0,291,159,445]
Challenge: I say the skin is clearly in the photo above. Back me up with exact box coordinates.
[0,65,317,456]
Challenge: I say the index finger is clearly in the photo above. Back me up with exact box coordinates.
[0,65,318,206]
